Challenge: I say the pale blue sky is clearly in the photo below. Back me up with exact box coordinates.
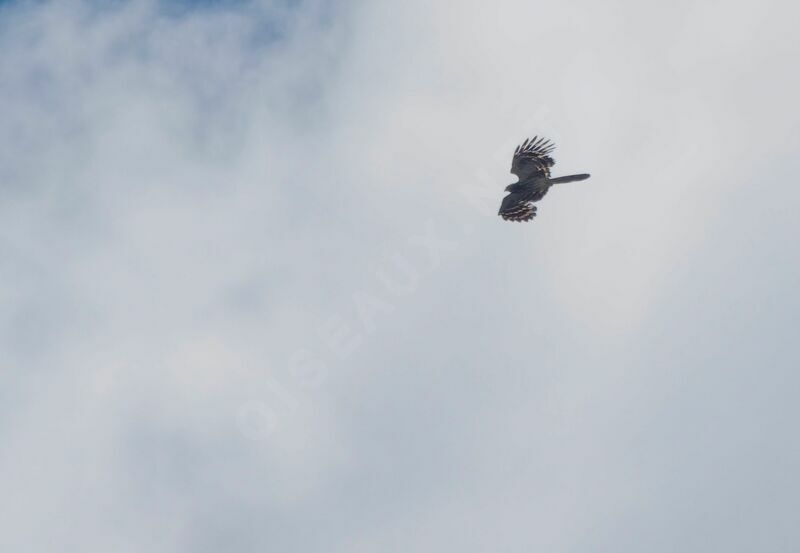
[1,1,798,552]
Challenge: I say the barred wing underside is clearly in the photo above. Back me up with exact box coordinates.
[498,188,549,222]
[510,136,555,181]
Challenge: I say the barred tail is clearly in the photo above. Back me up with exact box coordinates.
[549,174,590,185]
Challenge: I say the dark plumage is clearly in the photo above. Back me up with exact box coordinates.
[498,136,590,222]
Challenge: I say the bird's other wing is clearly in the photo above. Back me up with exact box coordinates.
[498,191,537,222]
[510,136,556,181]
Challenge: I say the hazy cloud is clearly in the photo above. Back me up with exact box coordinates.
[1,1,798,551]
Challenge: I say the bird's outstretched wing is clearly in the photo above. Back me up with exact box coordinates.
[511,136,555,181]
[498,189,549,222]
[498,187,550,222]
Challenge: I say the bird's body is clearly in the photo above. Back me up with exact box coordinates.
[498,136,590,222]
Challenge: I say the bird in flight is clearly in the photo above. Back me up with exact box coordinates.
[498,136,590,222]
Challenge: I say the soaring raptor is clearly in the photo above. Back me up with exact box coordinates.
[498,137,590,222]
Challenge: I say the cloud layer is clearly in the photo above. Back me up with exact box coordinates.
[1,0,799,551]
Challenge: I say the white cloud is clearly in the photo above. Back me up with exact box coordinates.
[1,0,799,551]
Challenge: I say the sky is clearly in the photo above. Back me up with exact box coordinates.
[1,0,799,551]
